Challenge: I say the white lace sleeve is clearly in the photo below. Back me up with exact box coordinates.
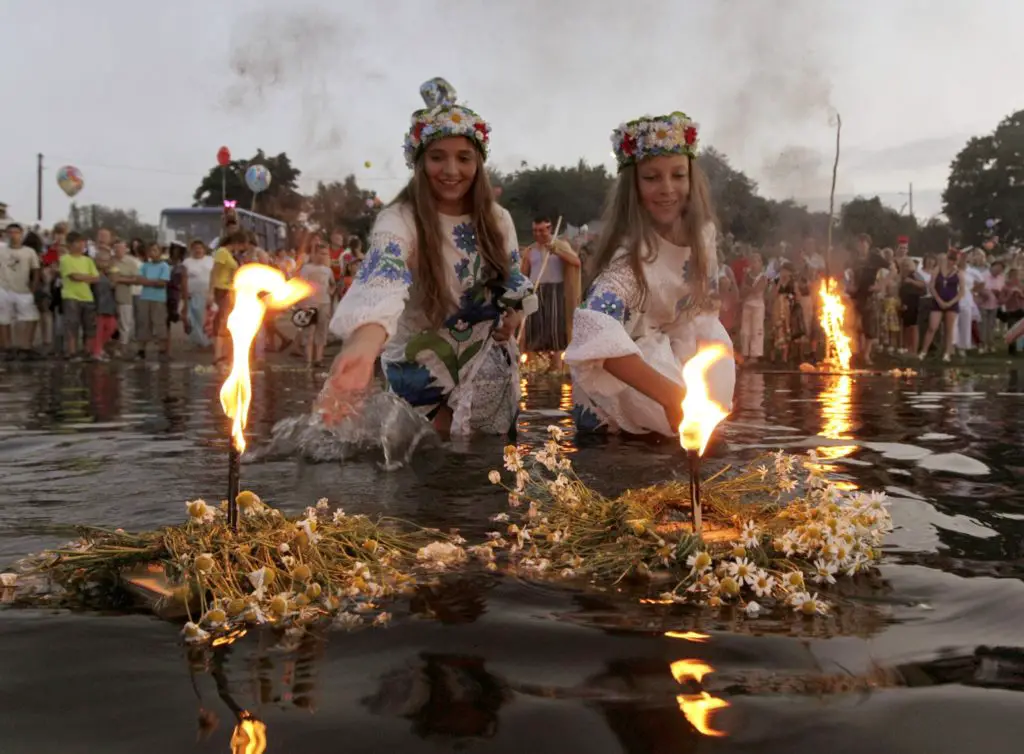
[329,206,414,341]
[564,254,642,397]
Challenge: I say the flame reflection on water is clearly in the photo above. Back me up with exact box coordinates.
[230,714,267,754]
[670,657,730,737]
[817,374,857,461]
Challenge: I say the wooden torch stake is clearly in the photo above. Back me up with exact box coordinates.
[688,450,702,535]
[228,443,240,533]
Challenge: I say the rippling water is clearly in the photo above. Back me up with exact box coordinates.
[2,360,1024,753]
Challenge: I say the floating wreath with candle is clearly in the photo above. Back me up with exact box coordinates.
[485,427,892,617]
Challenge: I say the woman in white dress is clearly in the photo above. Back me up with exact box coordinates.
[318,78,536,437]
[565,111,736,436]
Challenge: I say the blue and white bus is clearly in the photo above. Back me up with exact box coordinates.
[158,207,288,251]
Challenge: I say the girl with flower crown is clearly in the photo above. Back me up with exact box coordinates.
[317,78,535,437]
[565,112,735,436]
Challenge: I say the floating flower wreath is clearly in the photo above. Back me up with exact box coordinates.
[611,111,699,170]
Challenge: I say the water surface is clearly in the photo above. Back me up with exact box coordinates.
[2,361,1023,753]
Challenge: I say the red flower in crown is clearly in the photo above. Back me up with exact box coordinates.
[684,126,697,146]
[622,133,637,156]
[474,121,488,142]
[413,122,426,142]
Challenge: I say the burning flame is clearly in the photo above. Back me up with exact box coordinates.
[819,278,852,371]
[670,658,730,737]
[220,264,313,452]
[230,713,267,754]
[679,344,730,455]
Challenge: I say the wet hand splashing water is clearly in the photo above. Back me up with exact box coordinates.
[251,387,440,470]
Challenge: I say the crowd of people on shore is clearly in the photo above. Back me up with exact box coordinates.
[703,232,1022,367]
[0,213,366,367]
[5,212,1022,374]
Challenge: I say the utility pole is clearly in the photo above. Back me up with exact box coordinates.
[909,182,914,219]
[36,153,43,222]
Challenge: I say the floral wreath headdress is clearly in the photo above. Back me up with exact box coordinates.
[403,77,491,169]
[611,111,699,171]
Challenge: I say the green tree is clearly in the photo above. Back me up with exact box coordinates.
[308,175,381,241]
[839,196,916,248]
[943,109,1024,245]
[68,203,158,240]
[494,160,613,239]
[191,149,303,219]
[701,147,776,244]
[914,217,953,255]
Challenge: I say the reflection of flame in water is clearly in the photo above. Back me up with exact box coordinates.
[220,264,312,452]
[230,714,267,754]
[670,659,714,684]
[559,381,572,412]
[670,658,729,737]
[679,344,730,455]
[520,353,528,364]
[664,631,710,643]
[676,692,730,737]
[818,374,857,461]
[211,628,248,648]
[819,278,852,371]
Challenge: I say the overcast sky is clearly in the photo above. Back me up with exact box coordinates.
[3,0,1020,228]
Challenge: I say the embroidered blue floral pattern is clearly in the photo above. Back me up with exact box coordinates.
[454,257,471,283]
[385,360,445,408]
[585,289,630,323]
[356,240,412,286]
[506,247,528,292]
[452,222,477,253]
[571,403,605,433]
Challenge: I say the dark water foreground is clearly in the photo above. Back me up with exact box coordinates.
[2,360,1024,753]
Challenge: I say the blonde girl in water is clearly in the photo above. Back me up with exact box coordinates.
[564,111,736,436]
[317,78,536,437]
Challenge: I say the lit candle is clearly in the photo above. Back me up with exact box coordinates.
[220,264,312,531]
[678,344,731,535]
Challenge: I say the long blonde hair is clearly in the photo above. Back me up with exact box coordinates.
[393,151,509,326]
[584,157,716,311]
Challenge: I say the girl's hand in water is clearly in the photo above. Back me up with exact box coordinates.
[316,324,387,424]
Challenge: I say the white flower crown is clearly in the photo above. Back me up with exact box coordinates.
[611,111,700,171]
[403,78,491,169]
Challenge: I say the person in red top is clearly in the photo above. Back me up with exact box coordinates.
[328,228,349,286]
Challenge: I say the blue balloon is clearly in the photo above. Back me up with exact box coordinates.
[986,218,996,228]
[245,164,272,194]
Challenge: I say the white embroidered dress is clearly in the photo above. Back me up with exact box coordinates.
[329,203,534,436]
[565,225,736,436]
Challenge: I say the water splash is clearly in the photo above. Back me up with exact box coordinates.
[251,391,440,471]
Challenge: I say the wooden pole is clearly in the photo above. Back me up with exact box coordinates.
[826,112,842,271]
[36,153,43,223]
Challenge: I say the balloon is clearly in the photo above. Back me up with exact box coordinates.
[365,198,375,208]
[56,165,84,197]
[245,164,271,194]
[217,146,231,167]
[364,160,372,169]
[986,218,996,228]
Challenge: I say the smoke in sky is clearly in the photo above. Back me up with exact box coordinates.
[220,0,843,200]
[223,8,390,161]
[704,0,839,200]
